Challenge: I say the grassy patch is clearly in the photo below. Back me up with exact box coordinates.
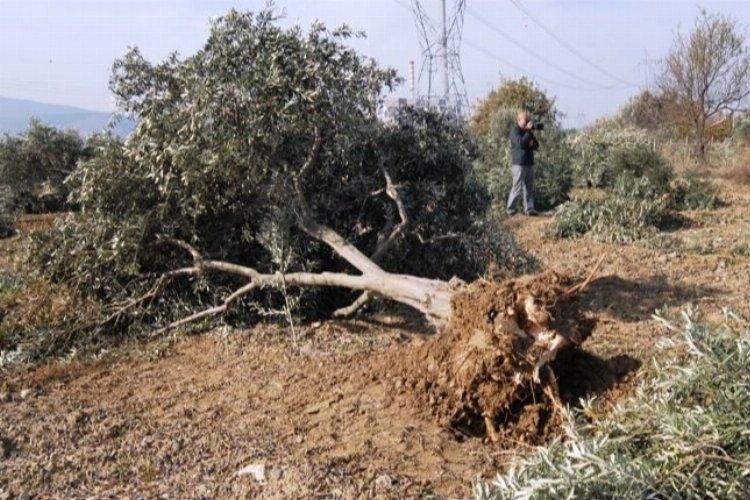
[731,242,750,257]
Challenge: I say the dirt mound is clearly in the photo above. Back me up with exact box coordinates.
[392,271,599,444]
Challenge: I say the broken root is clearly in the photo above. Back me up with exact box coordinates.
[395,270,597,444]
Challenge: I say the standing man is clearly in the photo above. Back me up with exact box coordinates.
[507,109,539,216]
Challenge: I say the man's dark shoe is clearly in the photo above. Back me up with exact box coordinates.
[506,210,517,217]
[525,210,539,216]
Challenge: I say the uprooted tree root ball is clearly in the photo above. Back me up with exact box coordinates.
[392,270,598,444]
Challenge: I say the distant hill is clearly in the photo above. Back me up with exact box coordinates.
[0,96,135,137]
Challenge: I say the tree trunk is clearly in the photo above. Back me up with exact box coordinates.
[207,256,454,326]
[259,268,454,326]
[696,117,707,159]
[131,242,454,334]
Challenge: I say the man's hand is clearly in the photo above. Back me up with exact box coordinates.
[525,121,535,130]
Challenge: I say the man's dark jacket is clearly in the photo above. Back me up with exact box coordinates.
[508,124,539,167]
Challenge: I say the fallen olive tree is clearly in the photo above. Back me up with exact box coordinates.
[120,121,605,437]
[33,9,534,336]
[24,10,612,434]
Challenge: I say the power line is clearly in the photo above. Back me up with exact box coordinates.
[407,0,470,116]
[462,39,604,92]
[506,0,638,87]
[392,0,627,94]
[391,0,411,11]
[465,6,621,90]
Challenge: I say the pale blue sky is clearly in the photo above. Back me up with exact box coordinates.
[1,0,749,127]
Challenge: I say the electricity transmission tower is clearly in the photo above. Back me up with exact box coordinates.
[410,0,469,117]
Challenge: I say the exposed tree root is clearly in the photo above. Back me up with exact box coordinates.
[390,270,599,444]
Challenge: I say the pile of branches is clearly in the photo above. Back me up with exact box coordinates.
[552,123,720,243]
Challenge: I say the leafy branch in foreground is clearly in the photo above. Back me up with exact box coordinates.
[476,308,750,499]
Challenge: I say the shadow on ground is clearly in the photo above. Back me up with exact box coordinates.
[660,211,699,232]
[578,275,722,322]
[553,348,641,404]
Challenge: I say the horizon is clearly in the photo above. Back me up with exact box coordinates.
[1,0,749,128]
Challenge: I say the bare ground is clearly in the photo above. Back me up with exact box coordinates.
[1,180,748,499]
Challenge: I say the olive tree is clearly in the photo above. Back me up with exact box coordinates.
[470,77,558,139]
[0,120,88,213]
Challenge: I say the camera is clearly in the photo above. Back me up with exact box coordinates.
[530,122,544,131]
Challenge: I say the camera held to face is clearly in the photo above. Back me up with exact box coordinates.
[529,121,544,131]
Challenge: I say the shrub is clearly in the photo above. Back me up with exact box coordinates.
[669,172,721,210]
[551,174,670,244]
[731,242,750,257]
[549,199,599,240]
[0,186,14,238]
[615,89,687,137]
[719,142,750,185]
[474,108,573,212]
[0,120,89,213]
[733,115,750,145]
[570,124,672,190]
[476,309,750,499]
[554,123,721,245]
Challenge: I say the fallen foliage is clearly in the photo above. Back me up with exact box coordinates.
[476,309,750,499]
[0,269,104,365]
[551,174,670,244]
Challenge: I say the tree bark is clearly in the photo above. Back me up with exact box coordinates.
[333,154,409,318]
[149,241,453,332]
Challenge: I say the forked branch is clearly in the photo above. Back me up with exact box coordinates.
[293,128,383,276]
[334,155,410,317]
[131,134,454,333]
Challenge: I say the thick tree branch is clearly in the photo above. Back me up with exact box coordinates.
[333,290,377,318]
[293,128,383,276]
[333,156,409,317]
[150,238,452,333]
[371,159,409,261]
